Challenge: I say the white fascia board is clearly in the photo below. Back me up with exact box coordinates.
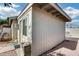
[18,3,71,21]
[17,3,33,19]
[50,3,71,21]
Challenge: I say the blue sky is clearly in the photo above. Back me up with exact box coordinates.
[58,3,79,28]
[0,3,27,19]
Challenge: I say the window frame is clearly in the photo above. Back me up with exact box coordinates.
[22,15,28,36]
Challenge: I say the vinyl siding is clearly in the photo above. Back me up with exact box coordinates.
[32,6,65,55]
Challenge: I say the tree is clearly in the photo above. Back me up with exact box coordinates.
[0,19,8,25]
[4,3,12,7]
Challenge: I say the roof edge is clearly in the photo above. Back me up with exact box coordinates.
[17,3,33,19]
[18,3,72,22]
[50,3,71,21]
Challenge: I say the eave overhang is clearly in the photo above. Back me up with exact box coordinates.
[18,3,71,22]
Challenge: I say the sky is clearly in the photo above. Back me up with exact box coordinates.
[0,3,79,28]
[0,3,27,19]
[58,3,79,28]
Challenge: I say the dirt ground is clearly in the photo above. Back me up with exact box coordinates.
[41,37,79,56]
[0,50,17,56]
[0,42,17,56]
[0,37,79,56]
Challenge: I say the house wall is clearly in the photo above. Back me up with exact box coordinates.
[11,23,18,42]
[0,27,11,41]
[32,6,65,55]
[17,7,32,56]
[18,7,32,44]
[3,27,11,34]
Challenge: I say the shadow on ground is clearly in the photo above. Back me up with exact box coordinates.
[41,37,79,56]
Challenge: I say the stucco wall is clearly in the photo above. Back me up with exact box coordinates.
[0,27,11,41]
[32,6,65,55]
[11,23,18,42]
[3,27,11,33]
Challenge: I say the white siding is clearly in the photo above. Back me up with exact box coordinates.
[17,7,32,56]
[18,7,32,44]
[32,7,65,55]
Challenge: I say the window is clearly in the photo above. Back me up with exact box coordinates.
[23,18,27,36]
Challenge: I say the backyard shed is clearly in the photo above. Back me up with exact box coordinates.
[17,3,71,56]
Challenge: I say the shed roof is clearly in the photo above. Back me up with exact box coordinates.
[18,3,71,22]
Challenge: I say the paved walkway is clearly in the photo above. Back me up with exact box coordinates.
[0,42,17,56]
[0,50,17,56]
[41,37,79,56]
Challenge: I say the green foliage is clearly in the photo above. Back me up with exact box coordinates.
[4,3,12,7]
[0,19,8,25]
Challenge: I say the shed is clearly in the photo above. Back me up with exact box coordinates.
[17,3,71,56]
